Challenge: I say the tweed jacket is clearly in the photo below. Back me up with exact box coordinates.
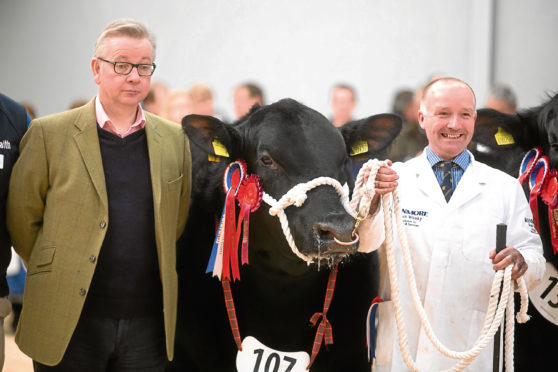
[6,98,191,365]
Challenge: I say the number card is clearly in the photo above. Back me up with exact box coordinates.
[236,336,309,372]
[530,262,558,325]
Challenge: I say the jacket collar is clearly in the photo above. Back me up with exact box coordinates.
[413,149,485,208]
[71,99,164,211]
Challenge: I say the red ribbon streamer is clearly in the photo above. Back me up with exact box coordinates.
[234,203,251,266]
[224,167,244,281]
[223,279,243,350]
[307,265,338,369]
[519,151,558,255]
[241,206,251,265]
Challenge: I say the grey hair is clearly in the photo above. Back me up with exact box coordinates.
[488,84,518,108]
[94,19,156,60]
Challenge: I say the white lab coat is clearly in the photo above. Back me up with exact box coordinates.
[358,151,545,372]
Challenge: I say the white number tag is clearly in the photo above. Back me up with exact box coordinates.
[530,262,558,325]
[236,336,310,372]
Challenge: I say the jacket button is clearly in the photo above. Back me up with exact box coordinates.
[89,255,96,263]
[99,220,106,229]
[79,288,86,296]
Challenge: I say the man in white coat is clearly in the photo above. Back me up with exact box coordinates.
[361,77,545,371]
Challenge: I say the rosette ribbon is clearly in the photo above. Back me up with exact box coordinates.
[206,160,247,280]
[519,148,558,254]
[234,175,263,265]
[518,147,542,184]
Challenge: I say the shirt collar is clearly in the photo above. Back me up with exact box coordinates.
[425,146,471,171]
[95,96,146,133]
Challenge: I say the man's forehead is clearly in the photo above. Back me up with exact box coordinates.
[431,101,476,112]
[103,37,153,56]
[426,83,475,106]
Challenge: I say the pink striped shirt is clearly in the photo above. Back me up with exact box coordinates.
[95,96,146,138]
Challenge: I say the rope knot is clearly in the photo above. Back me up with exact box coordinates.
[285,183,308,207]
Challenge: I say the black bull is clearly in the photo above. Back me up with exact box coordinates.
[169,99,401,371]
[470,93,558,371]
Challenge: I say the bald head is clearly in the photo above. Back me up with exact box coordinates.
[421,78,476,110]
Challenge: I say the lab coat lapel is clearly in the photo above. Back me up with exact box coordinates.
[449,158,484,209]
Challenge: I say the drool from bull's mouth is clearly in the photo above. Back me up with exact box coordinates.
[310,237,356,270]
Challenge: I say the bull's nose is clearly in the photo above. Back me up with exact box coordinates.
[313,214,356,249]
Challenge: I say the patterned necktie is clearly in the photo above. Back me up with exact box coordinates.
[439,161,456,202]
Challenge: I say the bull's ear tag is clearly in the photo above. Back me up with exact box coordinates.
[350,140,368,156]
[494,127,515,146]
[212,138,230,157]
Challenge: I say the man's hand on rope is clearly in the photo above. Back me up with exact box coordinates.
[489,247,528,281]
[362,160,399,215]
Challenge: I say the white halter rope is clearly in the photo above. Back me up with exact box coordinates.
[262,175,368,264]
[358,159,530,372]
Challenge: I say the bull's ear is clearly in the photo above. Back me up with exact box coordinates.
[182,114,241,160]
[339,114,402,160]
[473,109,525,149]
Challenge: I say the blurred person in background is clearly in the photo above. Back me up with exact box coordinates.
[188,83,215,116]
[485,84,518,114]
[233,82,264,119]
[68,99,89,110]
[161,90,191,124]
[143,81,169,116]
[329,83,357,127]
[387,87,427,162]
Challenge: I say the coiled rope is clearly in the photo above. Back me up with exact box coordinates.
[356,159,530,372]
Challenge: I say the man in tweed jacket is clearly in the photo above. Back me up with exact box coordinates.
[7,19,191,371]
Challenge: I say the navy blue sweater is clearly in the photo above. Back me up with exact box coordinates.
[84,127,162,318]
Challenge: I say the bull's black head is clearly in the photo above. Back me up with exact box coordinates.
[472,93,558,173]
[183,98,401,275]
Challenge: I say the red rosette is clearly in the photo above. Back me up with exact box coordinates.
[542,170,558,208]
[236,174,263,212]
[234,174,263,267]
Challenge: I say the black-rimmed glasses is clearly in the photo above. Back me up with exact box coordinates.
[97,57,156,76]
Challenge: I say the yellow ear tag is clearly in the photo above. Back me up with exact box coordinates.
[212,139,230,157]
[207,154,221,162]
[494,127,515,146]
[350,140,368,156]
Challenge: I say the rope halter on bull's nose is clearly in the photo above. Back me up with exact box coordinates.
[355,159,531,372]
[262,176,359,264]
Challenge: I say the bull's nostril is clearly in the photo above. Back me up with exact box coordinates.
[317,228,334,240]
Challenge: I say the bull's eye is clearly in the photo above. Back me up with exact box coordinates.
[259,155,274,167]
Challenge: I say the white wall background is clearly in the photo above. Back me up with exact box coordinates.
[1,0,556,119]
